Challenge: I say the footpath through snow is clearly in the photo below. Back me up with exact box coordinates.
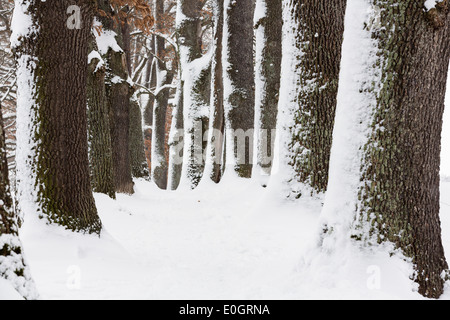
[4,178,450,300]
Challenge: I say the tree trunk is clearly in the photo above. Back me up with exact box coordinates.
[223,0,255,178]
[0,102,37,300]
[204,0,225,184]
[286,0,346,198]
[168,79,184,190]
[151,0,176,189]
[356,0,450,299]
[172,0,206,189]
[98,0,135,194]
[14,0,102,234]
[87,39,116,199]
[253,0,282,177]
[129,99,149,178]
[322,0,450,299]
[143,36,156,176]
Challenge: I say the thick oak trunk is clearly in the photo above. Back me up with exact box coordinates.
[288,0,346,197]
[15,0,102,233]
[356,1,450,298]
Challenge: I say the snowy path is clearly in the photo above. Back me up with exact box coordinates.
[18,179,450,300]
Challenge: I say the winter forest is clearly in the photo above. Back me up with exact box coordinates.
[1,0,450,300]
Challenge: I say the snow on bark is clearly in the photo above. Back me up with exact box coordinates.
[318,0,382,254]
[270,0,303,196]
[1,0,39,300]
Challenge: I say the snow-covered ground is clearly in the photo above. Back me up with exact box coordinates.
[5,177,447,300]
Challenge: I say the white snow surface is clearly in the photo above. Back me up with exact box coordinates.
[4,177,448,300]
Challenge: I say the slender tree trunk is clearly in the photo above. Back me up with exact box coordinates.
[253,0,282,177]
[87,39,116,199]
[98,1,135,194]
[129,98,149,178]
[168,78,184,190]
[14,0,102,233]
[0,102,37,300]
[143,36,156,175]
[204,0,225,184]
[223,0,255,178]
[151,0,175,189]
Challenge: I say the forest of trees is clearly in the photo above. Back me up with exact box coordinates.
[0,0,449,299]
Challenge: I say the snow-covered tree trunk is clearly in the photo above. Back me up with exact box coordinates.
[143,37,156,177]
[129,98,149,178]
[275,0,346,199]
[98,1,135,195]
[172,0,211,189]
[13,0,102,234]
[0,102,37,300]
[253,0,282,178]
[322,0,450,298]
[87,38,116,199]
[204,0,225,184]
[223,0,255,179]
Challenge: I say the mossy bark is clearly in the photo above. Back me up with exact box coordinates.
[98,0,135,195]
[129,99,149,178]
[254,0,282,176]
[206,0,225,184]
[288,0,346,197]
[224,0,255,178]
[355,0,450,298]
[16,0,102,233]
[87,40,116,199]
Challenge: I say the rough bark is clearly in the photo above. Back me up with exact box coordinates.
[170,0,204,189]
[151,0,176,189]
[354,0,450,298]
[129,99,149,178]
[224,0,255,178]
[205,0,225,183]
[87,39,116,199]
[288,0,346,197]
[0,103,37,300]
[99,0,135,194]
[152,68,174,189]
[254,0,282,176]
[15,0,102,233]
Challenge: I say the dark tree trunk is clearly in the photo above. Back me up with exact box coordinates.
[129,99,149,178]
[87,39,116,199]
[98,0,135,194]
[152,70,174,189]
[224,0,255,178]
[354,1,450,298]
[288,0,346,197]
[15,0,102,233]
[206,0,225,183]
[254,0,282,176]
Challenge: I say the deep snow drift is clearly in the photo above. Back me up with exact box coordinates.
[0,177,448,300]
